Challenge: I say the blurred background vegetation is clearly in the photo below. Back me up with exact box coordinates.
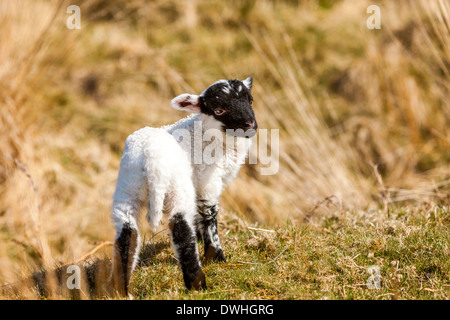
[0,0,448,292]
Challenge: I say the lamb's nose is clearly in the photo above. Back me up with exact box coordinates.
[245,120,255,129]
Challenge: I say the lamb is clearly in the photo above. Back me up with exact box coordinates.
[111,77,257,295]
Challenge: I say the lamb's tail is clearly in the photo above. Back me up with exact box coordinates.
[146,187,165,232]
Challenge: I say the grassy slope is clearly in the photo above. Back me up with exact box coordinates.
[129,205,449,300]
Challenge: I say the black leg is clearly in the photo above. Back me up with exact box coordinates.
[169,212,206,290]
[195,201,226,263]
[112,222,140,296]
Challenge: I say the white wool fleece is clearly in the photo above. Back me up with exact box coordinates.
[111,112,251,234]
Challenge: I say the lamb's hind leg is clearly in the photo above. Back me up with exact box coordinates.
[196,201,226,263]
[169,212,206,290]
[111,204,141,297]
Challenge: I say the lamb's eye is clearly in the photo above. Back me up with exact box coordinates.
[214,108,226,116]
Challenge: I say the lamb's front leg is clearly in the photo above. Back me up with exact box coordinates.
[195,200,226,263]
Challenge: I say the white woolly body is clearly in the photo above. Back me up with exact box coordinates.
[111,113,251,235]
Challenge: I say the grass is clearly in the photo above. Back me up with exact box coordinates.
[128,204,450,300]
[0,0,449,299]
[4,203,447,300]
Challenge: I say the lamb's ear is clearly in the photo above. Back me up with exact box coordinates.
[170,94,201,113]
[243,77,253,90]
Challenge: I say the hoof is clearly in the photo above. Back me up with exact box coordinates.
[216,249,226,263]
[205,246,226,263]
[189,269,207,290]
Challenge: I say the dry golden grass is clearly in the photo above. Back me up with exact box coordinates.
[0,0,448,299]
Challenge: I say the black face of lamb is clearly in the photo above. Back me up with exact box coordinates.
[200,79,257,138]
[169,213,206,290]
[195,201,226,262]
